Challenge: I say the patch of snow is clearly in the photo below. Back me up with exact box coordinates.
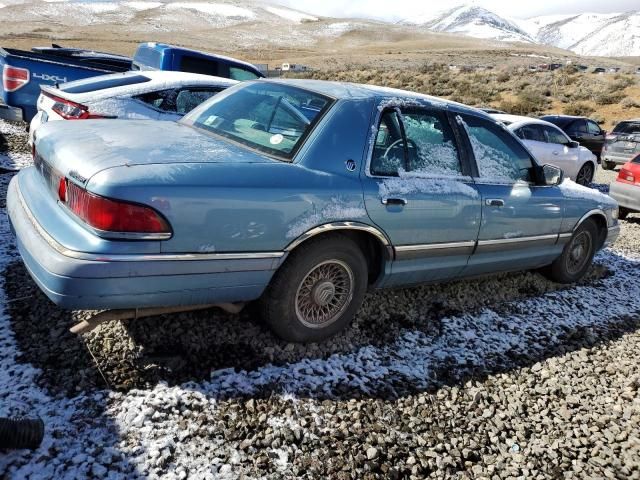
[378,170,477,198]
[286,198,367,239]
[263,5,317,23]
[123,1,162,11]
[165,2,255,19]
[558,179,617,206]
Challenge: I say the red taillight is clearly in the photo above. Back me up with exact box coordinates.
[63,181,170,236]
[58,178,67,202]
[43,91,112,120]
[3,65,29,92]
[618,168,638,185]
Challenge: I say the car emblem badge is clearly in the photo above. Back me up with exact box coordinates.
[345,159,356,172]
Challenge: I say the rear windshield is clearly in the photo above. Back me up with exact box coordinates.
[61,74,151,94]
[613,121,640,135]
[182,82,333,160]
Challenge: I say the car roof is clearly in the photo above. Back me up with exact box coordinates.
[52,70,238,102]
[491,113,559,129]
[263,79,486,115]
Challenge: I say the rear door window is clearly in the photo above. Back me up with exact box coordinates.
[517,124,546,142]
[460,114,535,183]
[175,88,223,114]
[180,55,219,76]
[134,89,178,111]
[568,120,587,135]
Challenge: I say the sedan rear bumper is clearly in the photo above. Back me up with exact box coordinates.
[7,175,284,310]
[609,181,640,212]
[603,152,637,165]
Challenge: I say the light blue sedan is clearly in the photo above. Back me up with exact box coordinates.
[7,79,620,342]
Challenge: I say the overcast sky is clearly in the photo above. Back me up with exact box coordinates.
[272,0,639,20]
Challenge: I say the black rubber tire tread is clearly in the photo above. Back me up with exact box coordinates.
[602,161,615,171]
[619,207,630,220]
[260,234,368,343]
[542,218,598,284]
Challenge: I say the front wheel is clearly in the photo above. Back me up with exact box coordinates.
[575,163,594,186]
[601,160,615,171]
[260,235,368,342]
[541,218,598,284]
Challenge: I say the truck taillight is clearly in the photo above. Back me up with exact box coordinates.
[61,180,171,238]
[43,92,113,120]
[2,65,30,92]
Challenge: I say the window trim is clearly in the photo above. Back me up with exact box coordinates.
[366,105,470,179]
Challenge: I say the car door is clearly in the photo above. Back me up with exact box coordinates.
[541,125,581,179]
[361,107,482,287]
[585,119,605,156]
[457,113,564,276]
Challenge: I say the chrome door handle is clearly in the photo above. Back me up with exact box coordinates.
[485,198,505,207]
[382,197,408,206]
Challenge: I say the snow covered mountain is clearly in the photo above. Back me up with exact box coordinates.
[522,11,640,57]
[403,5,535,44]
[1,0,639,57]
[405,5,640,56]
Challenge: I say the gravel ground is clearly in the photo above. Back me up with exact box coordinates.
[0,120,638,479]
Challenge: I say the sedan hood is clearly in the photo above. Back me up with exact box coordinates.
[34,119,274,181]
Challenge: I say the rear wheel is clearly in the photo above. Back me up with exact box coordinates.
[542,218,598,284]
[260,235,368,343]
[575,163,594,186]
[602,160,615,170]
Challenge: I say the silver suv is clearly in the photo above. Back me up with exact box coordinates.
[602,119,640,170]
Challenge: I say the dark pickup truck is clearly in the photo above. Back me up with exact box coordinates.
[1,42,264,123]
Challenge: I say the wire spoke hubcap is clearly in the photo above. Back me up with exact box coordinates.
[295,260,354,329]
[566,231,591,275]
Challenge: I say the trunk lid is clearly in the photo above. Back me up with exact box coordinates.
[34,119,276,183]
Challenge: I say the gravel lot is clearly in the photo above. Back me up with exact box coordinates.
[0,119,638,479]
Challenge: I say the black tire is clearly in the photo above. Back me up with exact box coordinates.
[575,162,594,186]
[602,160,615,171]
[260,235,368,343]
[619,207,630,220]
[542,218,599,284]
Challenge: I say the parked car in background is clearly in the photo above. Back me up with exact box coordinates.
[609,154,640,219]
[29,71,237,145]
[1,42,263,122]
[601,119,640,170]
[8,80,619,343]
[491,114,598,185]
[539,115,606,160]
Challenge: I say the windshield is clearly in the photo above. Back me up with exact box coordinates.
[182,82,334,160]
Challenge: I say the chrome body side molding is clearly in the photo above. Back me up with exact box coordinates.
[285,221,392,257]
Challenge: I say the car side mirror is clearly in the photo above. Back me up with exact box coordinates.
[542,164,564,186]
[568,141,580,149]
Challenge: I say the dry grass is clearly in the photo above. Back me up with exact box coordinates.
[297,66,640,128]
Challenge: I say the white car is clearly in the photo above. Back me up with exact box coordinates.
[491,114,598,185]
[29,70,238,145]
